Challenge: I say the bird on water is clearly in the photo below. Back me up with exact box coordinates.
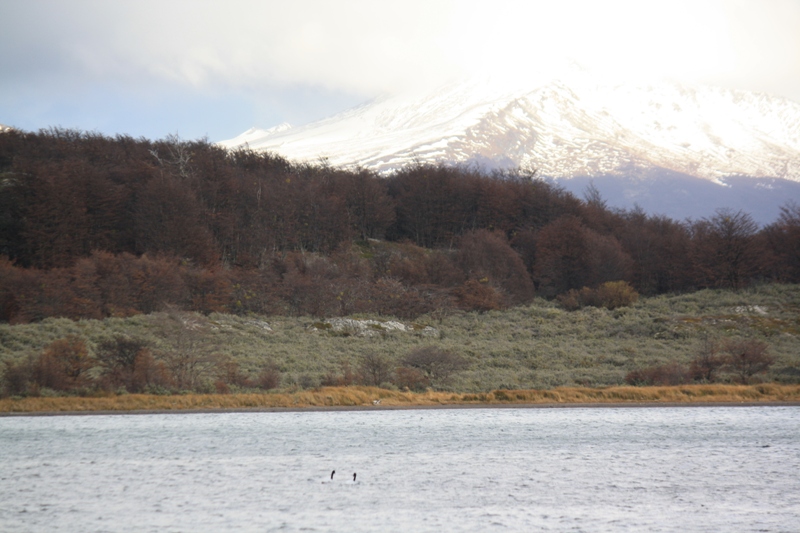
[353,473,357,482]
[331,470,335,480]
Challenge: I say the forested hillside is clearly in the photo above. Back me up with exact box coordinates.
[1,128,799,324]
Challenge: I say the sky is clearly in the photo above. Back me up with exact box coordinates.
[2,0,799,142]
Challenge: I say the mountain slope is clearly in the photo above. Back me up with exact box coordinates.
[219,77,800,223]
[220,78,800,180]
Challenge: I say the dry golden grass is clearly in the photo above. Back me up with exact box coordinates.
[2,384,799,414]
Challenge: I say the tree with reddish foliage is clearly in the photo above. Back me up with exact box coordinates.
[277,253,342,317]
[533,216,592,296]
[65,256,104,319]
[90,251,143,317]
[558,281,639,311]
[184,268,232,314]
[370,241,435,286]
[98,336,147,373]
[585,232,633,288]
[0,262,49,324]
[387,164,473,247]
[423,250,464,289]
[580,182,626,236]
[455,229,534,306]
[126,254,188,314]
[294,173,353,253]
[13,267,88,322]
[509,227,537,276]
[226,266,283,316]
[129,350,174,392]
[619,210,692,294]
[454,279,504,312]
[33,335,94,391]
[97,335,153,392]
[761,202,800,283]
[0,256,23,322]
[13,160,94,268]
[464,175,522,234]
[341,169,396,240]
[3,127,800,327]
[133,176,217,265]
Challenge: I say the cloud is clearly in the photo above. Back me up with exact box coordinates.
[2,0,799,139]
[6,0,793,97]
[1,0,460,96]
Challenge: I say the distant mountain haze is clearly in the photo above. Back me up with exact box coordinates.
[219,77,800,224]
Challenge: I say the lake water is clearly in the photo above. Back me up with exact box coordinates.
[1,406,798,532]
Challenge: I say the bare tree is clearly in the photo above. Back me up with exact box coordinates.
[159,309,220,391]
[402,346,468,388]
[723,338,774,383]
[97,335,152,391]
[689,335,725,382]
[98,335,149,373]
[693,209,760,289]
[762,201,800,282]
[359,352,394,386]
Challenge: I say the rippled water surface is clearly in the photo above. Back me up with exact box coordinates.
[1,406,799,532]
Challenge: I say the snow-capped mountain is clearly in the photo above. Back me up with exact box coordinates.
[219,76,800,223]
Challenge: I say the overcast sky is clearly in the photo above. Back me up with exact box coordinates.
[2,0,799,142]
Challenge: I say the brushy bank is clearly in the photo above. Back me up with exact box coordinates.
[2,284,799,395]
[2,384,799,414]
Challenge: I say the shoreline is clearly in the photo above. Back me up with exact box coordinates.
[3,384,799,416]
[3,400,800,417]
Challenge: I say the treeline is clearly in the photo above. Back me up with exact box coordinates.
[1,128,799,323]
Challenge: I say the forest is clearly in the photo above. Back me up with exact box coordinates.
[1,128,800,399]
[1,127,799,326]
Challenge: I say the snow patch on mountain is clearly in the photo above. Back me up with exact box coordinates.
[219,76,800,184]
[217,122,293,149]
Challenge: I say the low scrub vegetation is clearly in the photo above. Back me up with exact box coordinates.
[2,284,799,401]
[557,281,639,310]
[625,337,777,386]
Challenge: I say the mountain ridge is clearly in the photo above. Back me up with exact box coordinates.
[219,77,800,180]
[218,77,800,223]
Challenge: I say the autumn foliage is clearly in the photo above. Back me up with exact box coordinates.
[0,128,799,325]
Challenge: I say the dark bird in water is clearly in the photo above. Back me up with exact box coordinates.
[353,473,357,482]
[331,470,335,480]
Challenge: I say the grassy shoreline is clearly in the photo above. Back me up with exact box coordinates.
[2,384,799,415]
